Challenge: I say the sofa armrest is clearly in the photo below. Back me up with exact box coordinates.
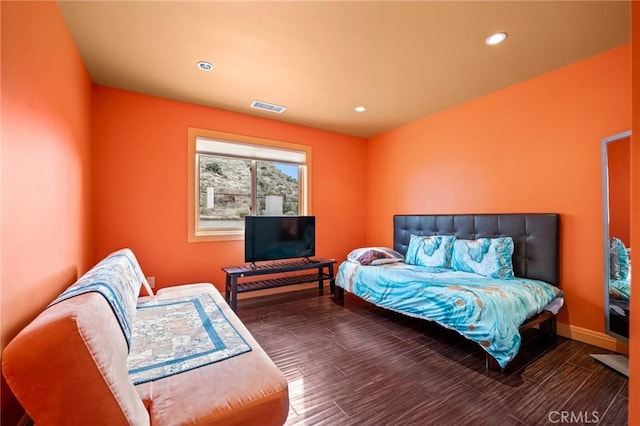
[2,293,150,425]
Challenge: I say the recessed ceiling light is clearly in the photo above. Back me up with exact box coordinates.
[197,61,213,71]
[354,106,367,113]
[485,32,507,46]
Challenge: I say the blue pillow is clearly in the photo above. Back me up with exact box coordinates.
[405,235,456,268]
[451,237,514,279]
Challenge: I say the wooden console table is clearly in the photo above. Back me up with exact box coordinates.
[222,258,336,312]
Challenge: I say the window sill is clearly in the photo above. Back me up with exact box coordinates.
[188,228,244,242]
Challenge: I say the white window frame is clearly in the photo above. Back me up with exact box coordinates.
[188,128,312,242]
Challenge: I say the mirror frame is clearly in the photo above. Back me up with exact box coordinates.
[601,130,631,343]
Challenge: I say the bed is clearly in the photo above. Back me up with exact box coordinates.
[333,213,564,369]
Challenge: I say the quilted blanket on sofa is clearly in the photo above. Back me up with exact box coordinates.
[48,249,145,350]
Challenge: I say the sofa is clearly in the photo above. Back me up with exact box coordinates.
[2,249,289,425]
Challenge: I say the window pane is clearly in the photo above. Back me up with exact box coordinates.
[255,161,299,216]
[198,155,251,228]
[189,129,311,242]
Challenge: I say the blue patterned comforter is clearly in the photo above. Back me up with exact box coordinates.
[609,276,630,301]
[336,261,563,368]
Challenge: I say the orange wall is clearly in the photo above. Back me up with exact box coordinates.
[1,0,636,422]
[91,87,366,291]
[366,45,631,334]
[0,1,94,423]
[607,138,631,247]
[628,2,639,424]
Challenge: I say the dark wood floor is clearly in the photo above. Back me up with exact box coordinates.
[237,289,629,426]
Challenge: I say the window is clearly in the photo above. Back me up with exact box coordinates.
[188,128,312,241]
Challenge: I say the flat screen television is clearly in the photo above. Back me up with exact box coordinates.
[244,216,316,263]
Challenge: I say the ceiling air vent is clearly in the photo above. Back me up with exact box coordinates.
[250,100,287,114]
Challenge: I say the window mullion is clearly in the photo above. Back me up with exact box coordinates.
[299,166,305,215]
[250,160,257,215]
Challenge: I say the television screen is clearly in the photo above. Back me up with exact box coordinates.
[245,216,316,263]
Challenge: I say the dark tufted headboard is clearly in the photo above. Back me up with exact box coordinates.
[393,214,560,286]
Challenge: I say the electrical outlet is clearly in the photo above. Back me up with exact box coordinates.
[147,276,156,288]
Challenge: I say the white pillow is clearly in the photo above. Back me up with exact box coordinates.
[347,247,405,266]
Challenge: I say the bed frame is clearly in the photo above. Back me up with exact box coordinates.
[336,213,561,370]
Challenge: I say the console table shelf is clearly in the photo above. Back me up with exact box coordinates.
[222,258,336,312]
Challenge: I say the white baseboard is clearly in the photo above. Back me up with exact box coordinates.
[557,323,628,354]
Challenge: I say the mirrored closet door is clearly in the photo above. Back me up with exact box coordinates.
[592,130,631,377]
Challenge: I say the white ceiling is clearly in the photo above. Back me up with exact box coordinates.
[57,1,630,138]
